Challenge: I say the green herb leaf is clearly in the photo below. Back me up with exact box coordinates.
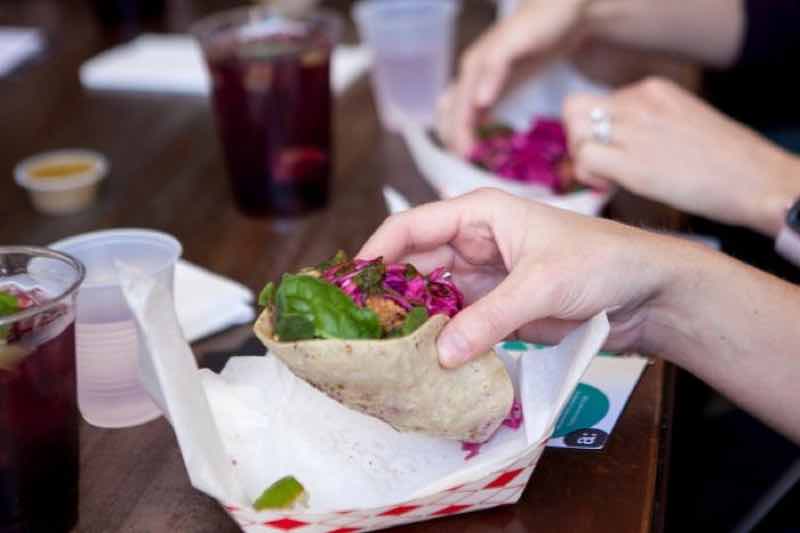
[317,250,350,272]
[0,292,19,317]
[258,282,275,307]
[403,263,418,280]
[476,122,514,141]
[0,292,19,342]
[388,306,429,338]
[275,314,315,341]
[353,262,385,296]
[254,476,307,510]
[275,274,381,341]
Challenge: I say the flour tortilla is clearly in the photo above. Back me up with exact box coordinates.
[254,309,514,443]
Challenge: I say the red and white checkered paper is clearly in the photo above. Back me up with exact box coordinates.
[220,444,545,532]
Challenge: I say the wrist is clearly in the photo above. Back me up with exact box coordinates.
[637,236,725,365]
[745,152,800,238]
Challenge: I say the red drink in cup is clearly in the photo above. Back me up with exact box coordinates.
[193,7,342,216]
[0,247,84,533]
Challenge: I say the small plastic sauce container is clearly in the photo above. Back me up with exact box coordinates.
[14,149,108,215]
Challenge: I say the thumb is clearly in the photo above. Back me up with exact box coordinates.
[437,271,548,367]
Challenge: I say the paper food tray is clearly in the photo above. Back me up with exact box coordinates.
[120,261,610,532]
[403,61,612,217]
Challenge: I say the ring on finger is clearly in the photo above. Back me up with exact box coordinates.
[590,106,612,145]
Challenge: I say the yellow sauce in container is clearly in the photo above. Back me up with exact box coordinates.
[14,150,108,215]
[28,161,97,180]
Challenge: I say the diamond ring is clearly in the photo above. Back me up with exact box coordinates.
[590,107,612,145]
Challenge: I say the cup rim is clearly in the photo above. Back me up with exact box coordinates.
[14,149,109,193]
[190,5,342,56]
[48,228,182,290]
[353,0,460,27]
[0,245,86,327]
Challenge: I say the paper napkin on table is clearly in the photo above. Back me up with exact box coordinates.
[79,34,371,95]
[174,260,255,343]
[0,27,44,76]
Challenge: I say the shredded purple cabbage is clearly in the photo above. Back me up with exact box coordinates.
[469,118,570,192]
[502,399,524,430]
[321,258,464,317]
[461,399,524,460]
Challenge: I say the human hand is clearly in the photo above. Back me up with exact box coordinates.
[438,0,590,156]
[358,188,687,367]
[564,78,800,237]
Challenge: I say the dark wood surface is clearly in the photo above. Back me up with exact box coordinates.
[1,1,680,531]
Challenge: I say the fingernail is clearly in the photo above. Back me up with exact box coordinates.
[438,331,470,367]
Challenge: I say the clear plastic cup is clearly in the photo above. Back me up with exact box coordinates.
[49,229,182,428]
[193,6,342,216]
[353,0,459,132]
[1,246,85,533]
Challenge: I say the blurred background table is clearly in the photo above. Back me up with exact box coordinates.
[0,1,685,531]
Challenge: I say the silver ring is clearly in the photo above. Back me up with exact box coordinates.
[590,106,612,145]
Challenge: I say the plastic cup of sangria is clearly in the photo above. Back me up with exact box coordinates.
[192,6,342,216]
[0,246,85,533]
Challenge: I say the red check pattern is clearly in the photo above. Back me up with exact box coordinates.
[484,468,523,489]
[221,443,546,532]
[378,505,418,516]
[263,518,309,530]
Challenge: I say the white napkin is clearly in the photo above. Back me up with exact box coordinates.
[174,260,255,342]
[0,27,44,76]
[80,34,371,95]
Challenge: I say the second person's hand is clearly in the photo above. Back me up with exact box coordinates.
[439,0,590,156]
[563,77,800,237]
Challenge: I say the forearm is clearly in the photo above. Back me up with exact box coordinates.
[584,0,745,68]
[645,240,800,443]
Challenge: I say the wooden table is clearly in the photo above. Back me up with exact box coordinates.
[0,1,678,531]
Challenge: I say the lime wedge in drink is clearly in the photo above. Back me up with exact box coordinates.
[253,476,308,511]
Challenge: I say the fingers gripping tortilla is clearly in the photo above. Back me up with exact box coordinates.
[253,252,515,443]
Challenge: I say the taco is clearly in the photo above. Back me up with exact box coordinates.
[253,251,515,443]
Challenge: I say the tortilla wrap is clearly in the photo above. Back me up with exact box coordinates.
[254,309,514,443]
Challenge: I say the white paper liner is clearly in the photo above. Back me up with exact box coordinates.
[120,260,610,531]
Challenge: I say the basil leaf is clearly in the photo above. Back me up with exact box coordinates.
[275,274,381,340]
[275,314,315,341]
[388,306,429,338]
[258,282,275,307]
